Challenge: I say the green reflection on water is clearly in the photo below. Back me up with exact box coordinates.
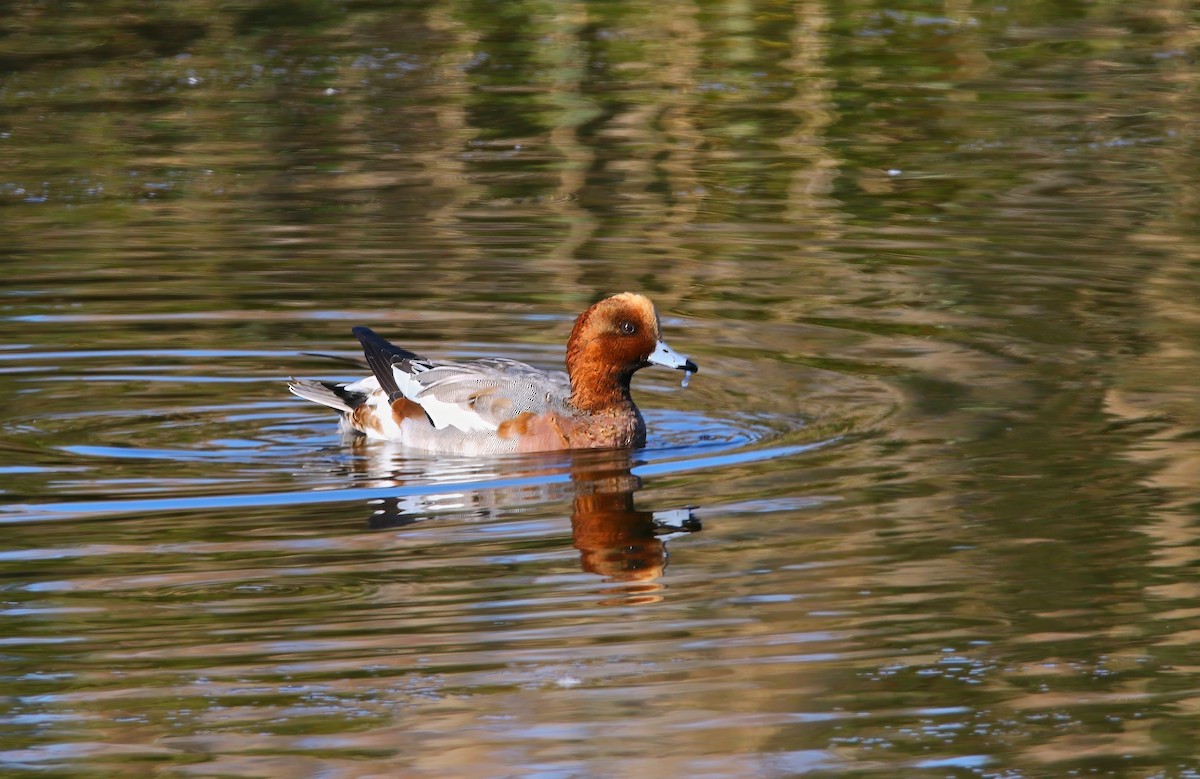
[3,0,1200,776]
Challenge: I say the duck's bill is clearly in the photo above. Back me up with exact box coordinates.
[648,340,699,373]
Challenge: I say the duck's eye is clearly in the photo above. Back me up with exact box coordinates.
[619,321,637,335]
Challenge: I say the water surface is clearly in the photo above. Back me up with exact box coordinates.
[4,1,1200,777]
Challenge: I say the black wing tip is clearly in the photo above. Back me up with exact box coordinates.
[352,326,420,360]
[351,325,423,401]
[352,325,385,352]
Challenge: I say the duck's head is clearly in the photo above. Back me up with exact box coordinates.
[566,292,697,409]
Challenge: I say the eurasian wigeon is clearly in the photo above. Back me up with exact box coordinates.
[288,292,698,454]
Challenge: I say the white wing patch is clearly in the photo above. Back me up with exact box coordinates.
[344,375,381,394]
[391,364,499,433]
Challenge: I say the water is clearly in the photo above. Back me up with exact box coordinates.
[3,1,1200,776]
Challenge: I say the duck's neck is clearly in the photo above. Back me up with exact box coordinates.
[568,356,634,413]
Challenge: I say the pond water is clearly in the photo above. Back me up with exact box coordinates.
[3,1,1200,777]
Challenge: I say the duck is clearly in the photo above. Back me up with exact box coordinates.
[288,292,698,455]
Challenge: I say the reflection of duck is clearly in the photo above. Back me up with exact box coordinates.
[347,446,699,589]
[569,454,699,585]
[289,293,697,454]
